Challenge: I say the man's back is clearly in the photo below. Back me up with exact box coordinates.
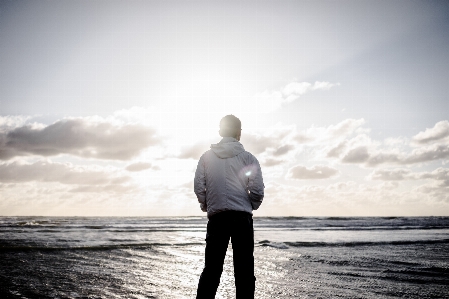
[194,137,264,217]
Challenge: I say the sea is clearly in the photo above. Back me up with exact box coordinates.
[0,216,448,299]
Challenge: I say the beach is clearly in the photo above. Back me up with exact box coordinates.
[1,216,448,298]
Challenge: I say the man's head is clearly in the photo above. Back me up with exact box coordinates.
[219,115,241,140]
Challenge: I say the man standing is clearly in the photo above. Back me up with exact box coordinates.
[194,115,264,299]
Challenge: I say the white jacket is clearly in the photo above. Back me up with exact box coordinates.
[194,137,264,217]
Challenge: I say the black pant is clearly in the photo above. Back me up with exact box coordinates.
[196,211,255,299]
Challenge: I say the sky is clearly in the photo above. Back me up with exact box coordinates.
[0,0,448,216]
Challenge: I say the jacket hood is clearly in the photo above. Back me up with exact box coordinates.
[210,137,245,158]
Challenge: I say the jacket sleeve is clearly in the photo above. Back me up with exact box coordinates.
[194,154,207,212]
[247,156,264,210]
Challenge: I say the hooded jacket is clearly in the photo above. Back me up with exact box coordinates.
[194,137,264,217]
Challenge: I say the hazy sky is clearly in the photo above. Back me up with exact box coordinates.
[1,0,448,216]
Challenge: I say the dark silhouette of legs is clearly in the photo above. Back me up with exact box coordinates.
[196,211,255,299]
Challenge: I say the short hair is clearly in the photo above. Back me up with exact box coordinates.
[219,115,241,138]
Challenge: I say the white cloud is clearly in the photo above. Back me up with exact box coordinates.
[414,182,449,202]
[240,118,366,159]
[69,184,138,193]
[273,144,293,156]
[403,144,449,164]
[125,162,159,172]
[249,81,340,113]
[325,181,357,192]
[258,181,445,217]
[412,120,449,145]
[298,118,366,147]
[294,132,315,144]
[0,160,129,186]
[326,118,365,138]
[0,115,30,132]
[262,158,285,167]
[0,117,159,160]
[282,81,340,103]
[177,142,211,160]
[418,167,449,181]
[341,146,370,163]
[368,168,411,181]
[362,144,449,167]
[287,165,339,180]
[384,136,409,147]
[369,167,449,182]
[337,121,449,167]
[335,123,449,167]
[241,132,281,155]
[377,181,400,190]
[327,140,347,158]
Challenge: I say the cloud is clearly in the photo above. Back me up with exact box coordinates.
[336,128,449,167]
[236,118,366,159]
[0,118,159,160]
[0,160,129,185]
[0,115,30,132]
[273,144,293,156]
[249,81,340,113]
[363,144,449,167]
[259,178,449,216]
[369,168,449,185]
[378,181,400,190]
[69,184,138,193]
[326,118,366,138]
[402,144,449,164]
[241,134,278,155]
[125,162,159,172]
[294,133,315,144]
[369,168,411,181]
[263,158,284,167]
[325,181,357,192]
[341,146,370,163]
[343,121,449,167]
[177,142,210,159]
[384,137,408,147]
[297,118,366,146]
[287,165,339,180]
[412,120,449,145]
[188,81,340,116]
[206,119,449,170]
[327,141,347,158]
[418,168,449,181]
[414,181,449,201]
[282,81,340,103]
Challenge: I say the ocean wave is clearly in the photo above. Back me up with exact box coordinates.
[381,266,449,277]
[255,225,449,231]
[259,241,289,249]
[257,239,449,248]
[84,225,110,229]
[0,242,205,252]
[285,239,449,247]
[306,226,449,230]
[13,220,61,226]
[1,225,205,231]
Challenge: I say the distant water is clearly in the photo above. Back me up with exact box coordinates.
[1,216,448,298]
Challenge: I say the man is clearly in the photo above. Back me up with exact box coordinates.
[194,115,264,299]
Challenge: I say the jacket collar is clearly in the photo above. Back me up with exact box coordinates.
[218,137,238,144]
